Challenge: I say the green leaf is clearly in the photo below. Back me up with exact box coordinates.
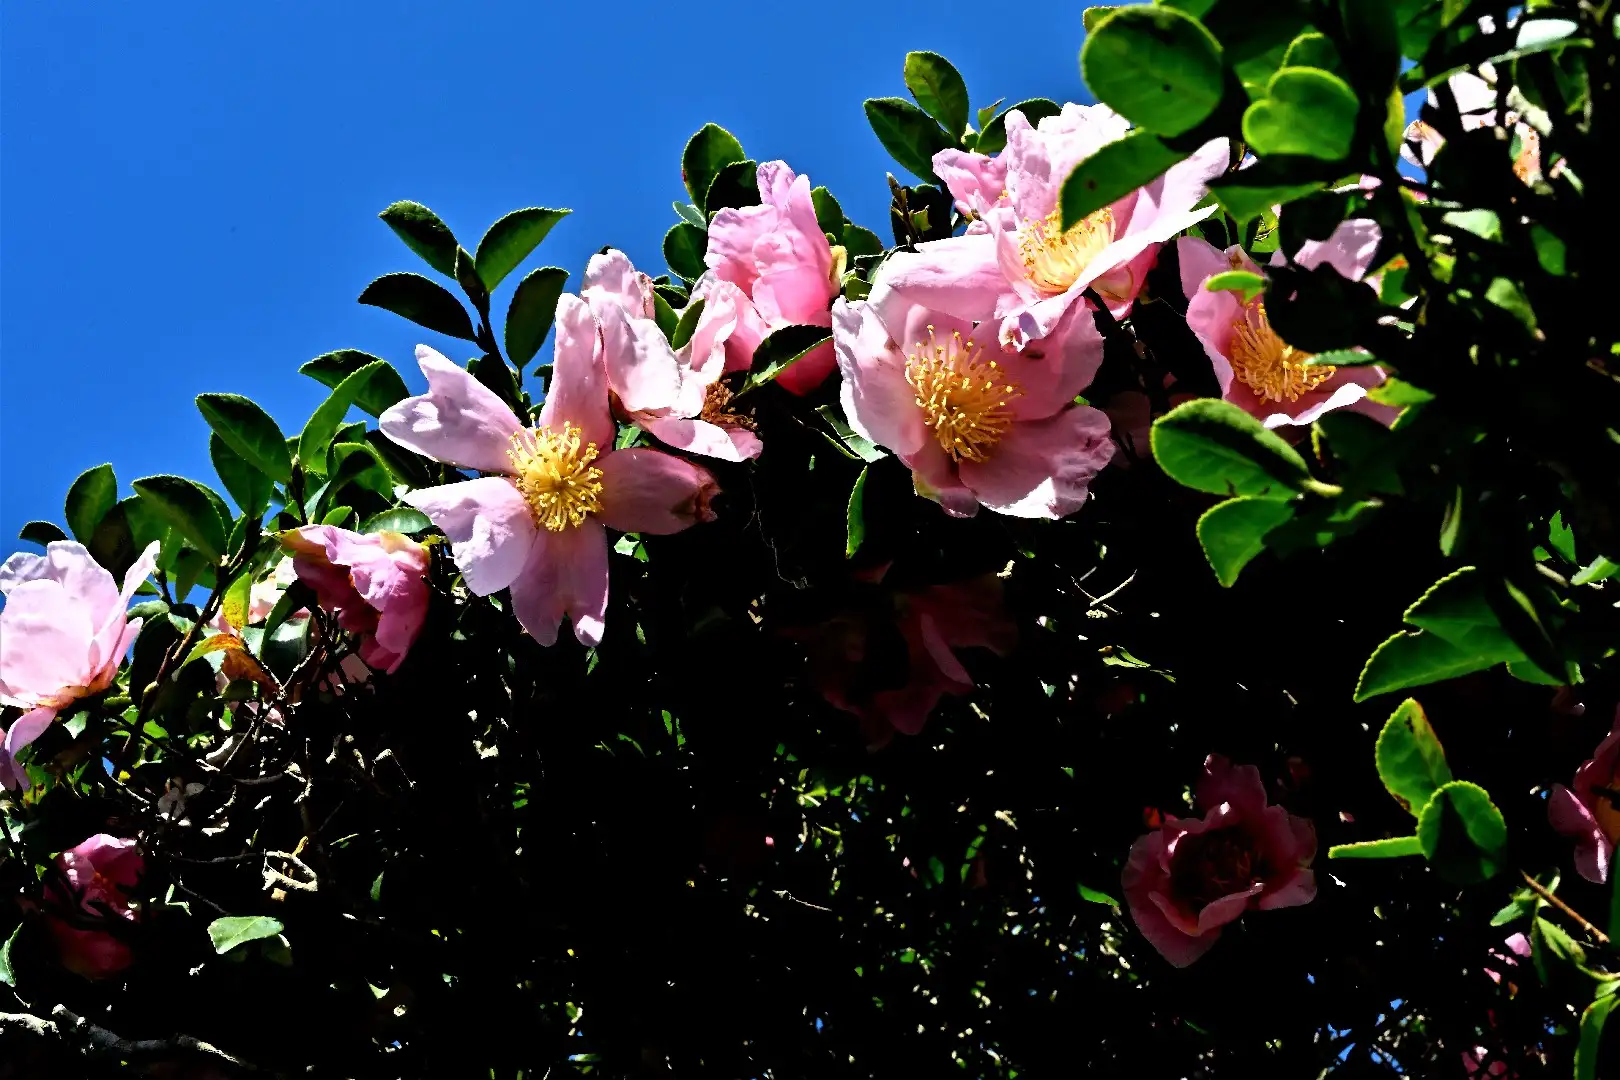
[298,351,409,417]
[976,99,1061,156]
[207,914,286,955]
[705,160,761,216]
[1081,6,1225,137]
[132,476,227,564]
[864,97,953,181]
[653,291,678,340]
[1485,276,1538,332]
[811,187,844,236]
[664,223,708,282]
[673,201,707,230]
[671,298,705,351]
[682,123,747,213]
[195,393,292,484]
[1573,556,1619,586]
[358,272,477,341]
[1210,177,1324,224]
[1150,398,1312,499]
[1417,780,1507,884]
[220,567,253,630]
[325,442,393,502]
[1375,698,1453,815]
[474,207,569,291]
[1402,568,1527,661]
[1195,496,1294,587]
[1326,834,1424,859]
[299,360,393,477]
[504,266,569,369]
[65,463,118,542]
[1078,883,1121,906]
[1366,378,1434,407]
[1283,31,1341,73]
[378,200,458,278]
[1354,630,1499,701]
[1243,67,1360,161]
[1204,269,1267,302]
[362,507,432,534]
[210,434,273,521]
[320,506,353,527]
[19,520,68,546]
[0,923,20,987]
[1060,130,1188,227]
[843,224,885,258]
[453,245,487,313]
[903,51,970,136]
[845,465,870,558]
[1577,986,1620,1080]
[1082,6,1117,33]
[742,325,832,391]
[1441,208,1502,242]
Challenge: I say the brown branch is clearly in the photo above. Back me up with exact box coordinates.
[1,1005,276,1074]
[1521,870,1611,945]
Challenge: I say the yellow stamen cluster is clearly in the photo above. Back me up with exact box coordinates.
[1228,303,1337,403]
[507,423,604,532]
[1019,208,1115,295]
[700,382,755,431]
[905,326,1023,463]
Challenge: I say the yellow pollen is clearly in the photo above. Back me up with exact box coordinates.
[904,325,1023,463]
[1228,303,1336,403]
[1019,208,1116,295]
[699,382,755,430]
[506,422,605,532]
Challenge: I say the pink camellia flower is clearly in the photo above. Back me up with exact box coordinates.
[1548,707,1620,883]
[206,556,307,635]
[1122,754,1317,967]
[584,249,761,461]
[0,540,159,790]
[44,833,143,979]
[933,148,1009,234]
[877,104,1227,350]
[1462,1047,1517,1079]
[833,281,1114,518]
[1176,222,1397,429]
[379,302,719,646]
[705,161,843,395]
[279,525,431,674]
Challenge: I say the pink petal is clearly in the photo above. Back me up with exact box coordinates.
[1123,831,1222,967]
[1004,103,1131,224]
[1194,883,1266,933]
[833,297,928,458]
[753,265,836,329]
[1005,300,1106,421]
[1549,784,1612,884]
[509,518,609,647]
[3,704,59,760]
[596,448,719,535]
[1295,218,1383,281]
[751,167,833,284]
[403,477,538,596]
[380,345,524,473]
[539,294,615,450]
[598,301,689,416]
[916,611,973,688]
[1177,235,1235,302]
[681,279,749,385]
[0,579,96,703]
[956,405,1114,519]
[640,416,762,462]
[906,440,980,518]
[932,148,1009,221]
[582,248,654,319]
[773,337,838,397]
[1124,138,1229,237]
[1257,868,1317,911]
[877,233,1007,326]
[1195,755,1270,818]
[706,203,777,293]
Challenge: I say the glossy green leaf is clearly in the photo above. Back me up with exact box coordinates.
[1204,269,1267,302]
[1417,780,1508,884]
[196,393,292,484]
[1081,6,1224,137]
[504,266,569,369]
[1283,31,1340,73]
[976,98,1061,156]
[705,159,760,216]
[1375,698,1453,815]
[358,272,477,341]
[474,207,569,291]
[843,224,884,258]
[682,123,747,213]
[672,201,706,230]
[811,187,844,236]
[1195,496,1295,586]
[220,567,253,630]
[65,463,118,542]
[1326,834,1424,859]
[378,200,458,277]
[864,97,952,181]
[298,351,409,417]
[210,434,273,521]
[299,360,392,477]
[1354,629,1499,701]
[0,924,19,987]
[208,914,286,955]
[362,507,432,534]
[1060,130,1188,227]
[132,475,227,564]
[1150,398,1312,499]
[1573,556,1619,586]
[1243,67,1360,161]
[664,223,708,282]
[19,520,68,547]
[1402,567,1527,661]
[1082,6,1117,33]
[671,298,705,351]
[1577,988,1619,1080]
[904,51,970,136]
[742,325,832,391]
[846,465,870,559]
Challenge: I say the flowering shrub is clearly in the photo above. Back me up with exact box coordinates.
[3,2,1619,1076]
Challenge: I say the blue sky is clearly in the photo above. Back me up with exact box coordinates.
[0,1,1093,547]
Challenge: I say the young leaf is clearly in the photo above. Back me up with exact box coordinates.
[1375,698,1453,815]
[1081,6,1225,137]
[664,223,708,281]
[208,915,286,955]
[1354,630,1499,701]
[1243,67,1360,161]
[1416,780,1507,884]
[19,520,68,546]
[378,200,458,278]
[1326,835,1424,859]
[903,51,970,136]
[132,475,228,564]
[474,207,569,291]
[505,266,569,368]
[864,97,953,181]
[672,201,707,230]
[298,351,409,417]
[1150,399,1312,499]
[846,465,870,558]
[210,434,273,521]
[1195,496,1295,586]
[358,272,477,341]
[682,123,747,213]
[1061,130,1189,227]
[195,394,292,484]
[65,463,119,543]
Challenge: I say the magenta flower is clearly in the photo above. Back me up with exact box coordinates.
[281,525,431,674]
[877,104,1227,350]
[833,282,1114,518]
[585,249,761,461]
[44,833,144,979]
[1548,707,1620,884]
[379,303,719,646]
[0,540,158,789]
[1122,755,1317,967]
[1176,223,1396,429]
[705,161,842,395]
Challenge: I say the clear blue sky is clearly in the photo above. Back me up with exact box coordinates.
[0,1,1096,546]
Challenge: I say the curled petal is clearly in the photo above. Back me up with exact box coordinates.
[404,477,538,596]
[596,448,719,535]
[380,346,524,473]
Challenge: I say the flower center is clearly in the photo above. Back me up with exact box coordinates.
[507,423,605,532]
[1019,208,1115,295]
[699,382,755,430]
[1594,768,1620,844]
[1228,303,1337,403]
[1168,827,1269,911]
[904,326,1022,463]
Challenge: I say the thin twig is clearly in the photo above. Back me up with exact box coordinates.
[1522,870,1611,945]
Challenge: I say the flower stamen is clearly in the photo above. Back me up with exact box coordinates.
[905,326,1022,463]
[507,423,605,532]
[1228,303,1336,403]
[1019,208,1116,295]
[699,382,755,431]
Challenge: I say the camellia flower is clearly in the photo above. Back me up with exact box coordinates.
[705,160,843,395]
[44,833,144,979]
[1122,754,1317,967]
[279,525,431,674]
[585,248,762,461]
[1403,66,1541,185]
[932,148,1008,233]
[1176,222,1397,429]
[379,301,719,646]
[1548,707,1620,883]
[206,556,306,635]
[833,282,1114,518]
[876,104,1227,350]
[0,540,159,790]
